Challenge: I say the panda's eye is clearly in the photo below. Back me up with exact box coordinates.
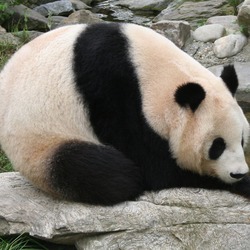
[241,137,244,148]
[209,137,226,160]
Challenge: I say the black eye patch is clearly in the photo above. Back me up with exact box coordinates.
[209,137,226,160]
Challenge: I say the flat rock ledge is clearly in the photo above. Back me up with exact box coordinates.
[1,172,250,249]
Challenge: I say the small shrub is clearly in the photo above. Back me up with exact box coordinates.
[239,23,249,37]
[196,18,207,27]
[0,41,17,69]
[227,0,244,15]
[0,149,13,172]
[0,0,22,25]
[0,234,78,250]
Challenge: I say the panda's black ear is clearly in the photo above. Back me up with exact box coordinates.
[220,65,238,96]
[175,82,206,112]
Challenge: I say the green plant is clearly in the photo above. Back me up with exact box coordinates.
[11,16,30,44]
[0,40,19,69]
[196,18,207,27]
[0,234,48,250]
[0,149,13,172]
[0,0,22,24]
[239,23,249,37]
[227,0,244,15]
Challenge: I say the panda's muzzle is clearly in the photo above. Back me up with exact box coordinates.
[230,172,248,180]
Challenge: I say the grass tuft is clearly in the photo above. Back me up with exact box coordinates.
[0,149,13,172]
[0,41,19,69]
[0,234,48,250]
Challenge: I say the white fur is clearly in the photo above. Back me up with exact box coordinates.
[0,24,99,191]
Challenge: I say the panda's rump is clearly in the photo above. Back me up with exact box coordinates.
[0,24,99,152]
[0,25,99,191]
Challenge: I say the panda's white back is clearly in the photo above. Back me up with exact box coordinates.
[0,25,99,172]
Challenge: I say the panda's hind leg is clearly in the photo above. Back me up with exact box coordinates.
[47,140,143,205]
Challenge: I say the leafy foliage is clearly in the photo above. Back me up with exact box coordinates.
[0,149,13,172]
[0,0,22,24]
[227,0,244,15]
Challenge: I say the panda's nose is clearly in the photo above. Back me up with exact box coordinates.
[230,172,247,179]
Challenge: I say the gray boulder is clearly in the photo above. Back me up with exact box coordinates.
[1,172,250,249]
[70,0,90,10]
[5,4,48,31]
[22,0,57,8]
[154,0,234,27]
[58,9,103,27]
[206,15,241,34]
[0,33,20,45]
[213,34,248,58]
[151,20,191,48]
[116,0,171,11]
[34,0,74,17]
[193,24,226,42]
[49,16,67,29]
[24,0,92,8]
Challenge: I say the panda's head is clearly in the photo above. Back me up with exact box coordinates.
[171,65,249,184]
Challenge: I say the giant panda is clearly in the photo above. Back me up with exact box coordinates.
[0,23,249,205]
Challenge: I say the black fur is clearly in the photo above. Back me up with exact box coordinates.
[209,137,226,160]
[50,141,143,205]
[174,83,206,112]
[73,23,175,191]
[50,23,250,205]
[220,65,238,96]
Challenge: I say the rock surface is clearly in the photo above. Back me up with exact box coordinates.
[0,32,21,45]
[6,4,48,31]
[154,0,234,26]
[58,9,103,27]
[34,0,74,17]
[70,0,90,10]
[193,24,226,42]
[206,15,240,34]
[213,34,248,58]
[23,0,56,8]
[184,37,250,67]
[1,172,250,249]
[151,20,191,48]
[116,0,171,11]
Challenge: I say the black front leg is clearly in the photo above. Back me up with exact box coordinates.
[170,168,250,200]
[172,168,229,190]
[229,175,250,199]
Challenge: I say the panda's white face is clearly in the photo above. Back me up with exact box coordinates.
[170,96,249,184]
[159,67,250,185]
[202,103,249,184]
